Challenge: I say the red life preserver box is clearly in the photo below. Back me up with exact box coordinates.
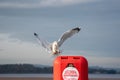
[53,56,88,80]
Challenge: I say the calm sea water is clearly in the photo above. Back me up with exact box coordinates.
[0,74,120,78]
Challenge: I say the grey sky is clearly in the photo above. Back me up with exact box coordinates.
[0,0,120,68]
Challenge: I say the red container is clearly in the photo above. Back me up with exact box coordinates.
[53,56,88,80]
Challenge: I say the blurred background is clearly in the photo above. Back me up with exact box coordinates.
[0,0,120,70]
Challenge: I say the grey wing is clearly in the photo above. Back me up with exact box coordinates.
[57,27,81,47]
[34,33,51,52]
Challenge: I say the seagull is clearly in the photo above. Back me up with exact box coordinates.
[34,27,81,55]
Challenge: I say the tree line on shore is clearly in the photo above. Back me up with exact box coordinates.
[0,64,52,73]
[0,64,119,74]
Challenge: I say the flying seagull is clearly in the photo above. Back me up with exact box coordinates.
[34,27,81,55]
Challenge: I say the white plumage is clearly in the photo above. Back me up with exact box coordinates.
[34,27,81,55]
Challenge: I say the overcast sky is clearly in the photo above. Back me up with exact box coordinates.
[0,0,120,68]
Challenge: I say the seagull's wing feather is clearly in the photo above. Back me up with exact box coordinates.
[34,33,51,52]
[58,27,81,47]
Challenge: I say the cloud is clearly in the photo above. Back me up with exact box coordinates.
[0,0,98,8]
[63,50,120,68]
[39,0,97,7]
[0,33,120,68]
[0,33,53,65]
[87,56,120,68]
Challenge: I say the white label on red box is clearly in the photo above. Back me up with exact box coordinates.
[62,67,79,80]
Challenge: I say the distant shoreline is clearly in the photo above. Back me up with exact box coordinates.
[0,64,119,74]
[0,74,120,78]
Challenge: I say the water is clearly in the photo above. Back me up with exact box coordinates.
[0,74,52,78]
[89,74,120,78]
[0,74,120,78]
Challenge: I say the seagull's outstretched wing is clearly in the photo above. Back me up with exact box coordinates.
[58,27,81,47]
[34,33,51,52]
